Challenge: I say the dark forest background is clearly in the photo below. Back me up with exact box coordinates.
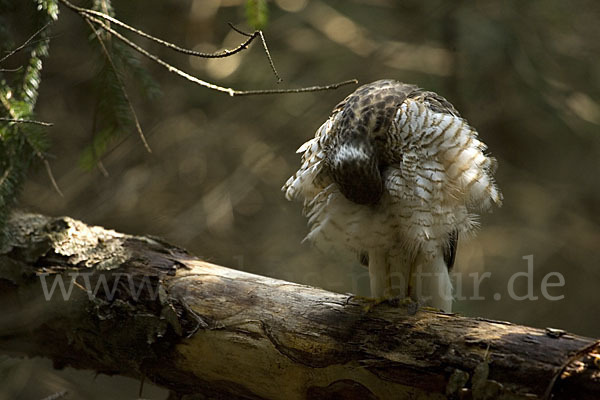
[2,0,600,398]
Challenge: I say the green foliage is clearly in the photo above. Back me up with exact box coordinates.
[0,0,160,243]
[35,0,59,20]
[79,45,133,170]
[79,127,115,171]
[118,41,161,101]
[0,120,35,245]
[245,0,268,30]
[18,1,57,109]
[0,99,49,248]
[80,32,160,170]
[0,1,57,244]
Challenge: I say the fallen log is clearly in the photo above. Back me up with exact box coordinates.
[0,212,598,399]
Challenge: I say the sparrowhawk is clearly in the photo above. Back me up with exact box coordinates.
[283,79,502,312]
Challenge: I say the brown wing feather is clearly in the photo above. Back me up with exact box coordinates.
[409,89,462,117]
[443,230,459,270]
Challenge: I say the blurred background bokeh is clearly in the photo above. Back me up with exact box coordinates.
[2,0,600,398]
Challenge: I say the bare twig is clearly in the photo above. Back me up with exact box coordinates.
[57,0,357,96]
[227,23,253,38]
[42,158,64,197]
[231,79,359,95]
[0,22,53,64]
[0,117,53,126]
[59,0,260,59]
[85,19,151,153]
[229,24,282,83]
[0,66,23,73]
[258,31,283,83]
[138,375,145,398]
[97,160,109,177]
[87,15,239,95]
[90,14,358,96]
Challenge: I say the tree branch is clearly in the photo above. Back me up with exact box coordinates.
[0,117,53,127]
[56,0,358,96]
[1,212,599,399]
[0,22,52,64]
[60,0,260,59]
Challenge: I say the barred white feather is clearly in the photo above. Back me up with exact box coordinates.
[283,80,501,312]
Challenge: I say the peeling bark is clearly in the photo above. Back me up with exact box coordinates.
[0,212,599,400]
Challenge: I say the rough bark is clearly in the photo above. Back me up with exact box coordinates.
[0,212,598,400]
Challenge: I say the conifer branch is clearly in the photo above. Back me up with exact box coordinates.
[85,19,151,153]
[0,92,63,197]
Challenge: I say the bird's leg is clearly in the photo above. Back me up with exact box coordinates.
[364,248,421,313]
[386,249,420,313]
[368,248,389,298]
[412,252,453,312]
[362,249,391,312]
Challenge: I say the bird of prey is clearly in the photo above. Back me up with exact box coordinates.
[283,80,502,312]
